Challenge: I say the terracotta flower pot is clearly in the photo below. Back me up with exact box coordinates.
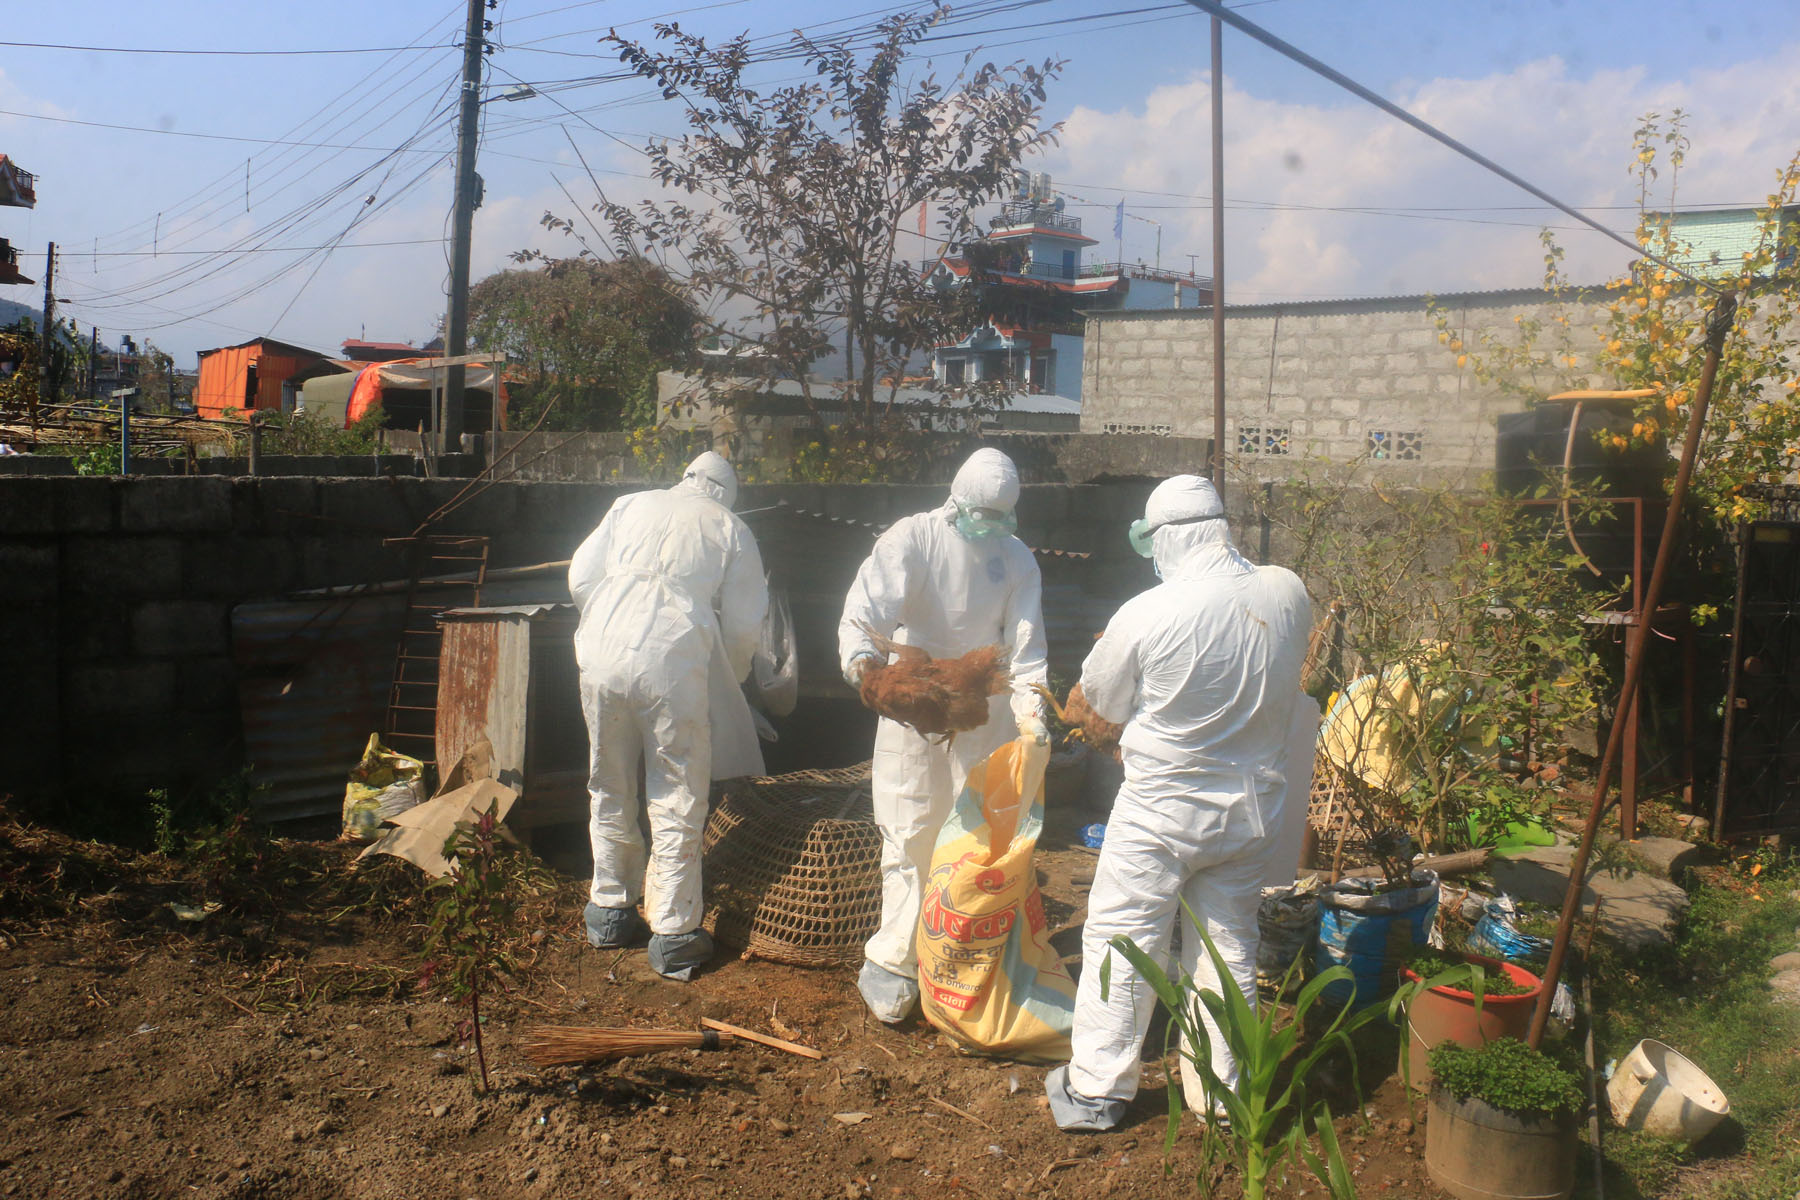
[1401,953,1543,1091]
[1426,1084,1576,1200]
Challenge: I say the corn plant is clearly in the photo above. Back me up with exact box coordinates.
[420,802,524,1094]
[1102,907,1471,1200]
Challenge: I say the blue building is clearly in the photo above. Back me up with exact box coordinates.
[929,177,1209,403]
[1660,205,1798,279]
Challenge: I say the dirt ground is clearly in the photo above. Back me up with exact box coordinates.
[0,811,1439,1200]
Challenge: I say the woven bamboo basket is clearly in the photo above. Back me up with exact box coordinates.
[701,763,881,968]
[1306,753,1359,875]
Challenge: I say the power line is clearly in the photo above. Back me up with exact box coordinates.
[1176,0,1720,291]
[63,238,448,257]
[0,106,461,153]
[0,38,455,55]
[73,2,465,253]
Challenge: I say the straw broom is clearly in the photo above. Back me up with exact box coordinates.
[521,1018,822,1069]
[521,1026,725,1068]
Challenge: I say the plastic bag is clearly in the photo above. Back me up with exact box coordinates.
[1314,869,1440,1007]
[340,732,426,843]
[749,588,798,717]
[1256,880,1321,987]
[1466,895,1554,964]
[916,735,1077,1061]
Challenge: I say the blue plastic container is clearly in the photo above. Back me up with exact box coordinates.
[1314,870,1440,1007]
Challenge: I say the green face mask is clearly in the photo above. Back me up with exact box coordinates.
[1129,512,1228,558]
[953,499,1017,542]
[1128,518,1157,558]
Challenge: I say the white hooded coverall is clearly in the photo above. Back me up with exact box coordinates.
[1059,475,1311,1121]
[838,449,1049,1012]
[569,452,768,940]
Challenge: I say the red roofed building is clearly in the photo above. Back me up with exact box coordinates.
[929,176,1210,401]
[341,338,421,363]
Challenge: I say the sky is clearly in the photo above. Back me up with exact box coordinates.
[1,0,1797,369]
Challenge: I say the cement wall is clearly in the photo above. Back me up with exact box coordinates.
[488,429,1215,485]
[1081,288,1616,485]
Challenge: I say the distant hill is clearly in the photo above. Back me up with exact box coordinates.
[0,297,40,329]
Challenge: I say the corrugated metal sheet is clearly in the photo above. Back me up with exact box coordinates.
[195,344,256,420]
[232,578,565,824]
[232,592,406,824]
[440,603,574,619]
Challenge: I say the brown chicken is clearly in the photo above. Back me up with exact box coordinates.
[1035,682,1124,762]
[855,622,1012,744]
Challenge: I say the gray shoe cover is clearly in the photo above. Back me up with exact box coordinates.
[1045,1065,1128,1132]
[857,960,920,1025]
[647,929,714,981]
[584,902,648,949]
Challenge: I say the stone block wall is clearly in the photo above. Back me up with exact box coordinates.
[1081,288,1616,485]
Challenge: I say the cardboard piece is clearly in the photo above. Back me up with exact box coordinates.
[357,778,518,878]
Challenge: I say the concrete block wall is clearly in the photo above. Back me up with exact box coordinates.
[1081,289,1616,486]
[0,474,1187,816]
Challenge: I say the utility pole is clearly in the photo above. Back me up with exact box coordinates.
[38,241,55,414]
[88,326,99,400]
[442,0,489,454]
[1209,17,1227,498]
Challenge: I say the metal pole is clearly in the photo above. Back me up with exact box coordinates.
[120,391,131,476]
[442,0,487,454]
[248,410,261,477]
[1209,17,1226,497]
[1527,293,1738,1048]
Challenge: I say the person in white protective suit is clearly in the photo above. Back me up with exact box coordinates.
[568,451,769,982]
[838,448,1050,1023]
[1045,474,1313,1132]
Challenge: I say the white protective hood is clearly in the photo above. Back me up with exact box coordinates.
[680,450,739,509]
[949,447,1021,514]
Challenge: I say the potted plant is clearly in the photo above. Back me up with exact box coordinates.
[1425,1037,1581,1200]
[1399,949,1543,1090]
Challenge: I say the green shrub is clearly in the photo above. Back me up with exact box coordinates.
[1429,1037,1582,1117]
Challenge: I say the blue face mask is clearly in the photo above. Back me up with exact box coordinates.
[953,499,1017,542]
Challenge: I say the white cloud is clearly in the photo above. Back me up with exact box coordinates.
[1045,43,1800,301]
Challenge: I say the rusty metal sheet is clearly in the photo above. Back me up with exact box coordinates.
[436,618,529,793]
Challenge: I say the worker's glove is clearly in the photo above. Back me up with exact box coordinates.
[1018,714,1050,744]
[846,653,877,688]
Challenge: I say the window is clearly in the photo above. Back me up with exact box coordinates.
[944,358,965,386]
[1366,429,1423,461]
[1238,425,1290,455]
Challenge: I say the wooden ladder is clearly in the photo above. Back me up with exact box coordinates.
[382,534,489,770]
